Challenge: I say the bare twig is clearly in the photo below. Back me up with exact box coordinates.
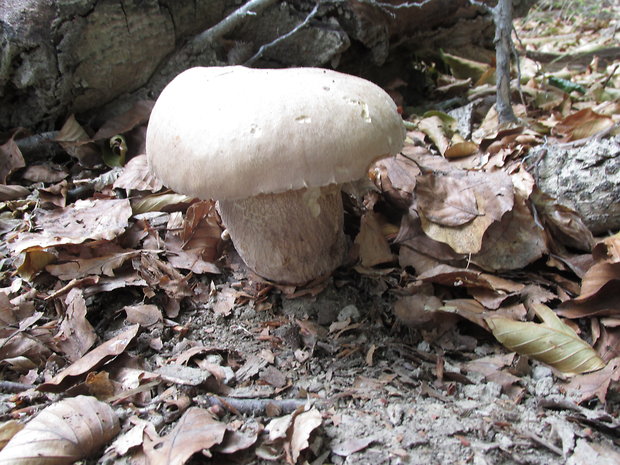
[244,2,323,66]
[0,380,35,393]
[520,430,563,456]
[189,0,280,53]
[200,395,317,415]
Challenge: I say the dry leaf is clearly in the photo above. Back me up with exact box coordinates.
[93,100,154,141]
[0,136,25,184]
[331,436,376,457]
[123,304,162,327]
[354,211,394,267]
[486,304,605,375]
[55,288,97,361]
[113,154,163,192]
[0,396,119,465]
[289,408,322,463]
[0,420,24,450]
[418,116,451,155]
[38,324,140,392]
[579,262,620,300]
[532,188,594,252]
[9,199,133,255]
[565,357,620,403]
[557,280,620,319]
[165,200,222,274]
[417,170,514,254]
[143,407,226,465]
[553,108,614,141]
[415,173,479,226]
[472,192,547,272]
[56,115,100,167]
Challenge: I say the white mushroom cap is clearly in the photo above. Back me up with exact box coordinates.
[146,66,404,200]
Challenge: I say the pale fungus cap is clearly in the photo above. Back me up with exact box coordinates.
[146,66,405,200]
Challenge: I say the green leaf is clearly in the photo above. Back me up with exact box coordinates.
[102,135,127,168]
[548,76,586,94]
[485,304,606,375]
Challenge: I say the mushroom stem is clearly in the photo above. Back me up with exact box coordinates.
[217,184,346,285]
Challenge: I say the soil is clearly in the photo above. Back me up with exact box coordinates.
[91,262,619,465]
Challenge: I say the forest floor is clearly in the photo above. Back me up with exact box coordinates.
[1,3,620,465]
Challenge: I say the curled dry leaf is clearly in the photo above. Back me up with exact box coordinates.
[0,395,119,465]
[289,408,323,464]
[354,211,394,268]
[486,304,605,375]
[56,115,100,167]
[143,407,226,465]
[0,134,26,184]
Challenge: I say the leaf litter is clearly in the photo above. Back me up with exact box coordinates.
[1,4,620,465]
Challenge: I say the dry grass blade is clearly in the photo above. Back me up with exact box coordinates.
[0,395,119,465]
[485,304,606,375]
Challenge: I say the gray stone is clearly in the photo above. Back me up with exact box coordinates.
[532,136,620,235]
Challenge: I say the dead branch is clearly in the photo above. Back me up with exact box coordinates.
[190,0,280,53]
[244,2,323,66]
[200,395,317,415]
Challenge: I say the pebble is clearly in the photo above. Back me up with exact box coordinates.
[338,304,361,322]
[531,365,553,380]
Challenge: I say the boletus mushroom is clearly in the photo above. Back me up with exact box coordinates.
[146,66,404,285]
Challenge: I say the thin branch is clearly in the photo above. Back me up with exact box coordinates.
[190,0,280,53]
[244,2,323,66]
[200,395,318,415]
[369,0,435,9]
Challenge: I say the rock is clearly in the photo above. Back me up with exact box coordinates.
[338,304,361,322]
[531,137,620,235]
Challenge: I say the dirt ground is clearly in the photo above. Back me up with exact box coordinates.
[89,261,619,465]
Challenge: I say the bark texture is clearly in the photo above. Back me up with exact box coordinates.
[0,0,510,132]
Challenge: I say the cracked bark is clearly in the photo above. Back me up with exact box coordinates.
[0,0,523,132]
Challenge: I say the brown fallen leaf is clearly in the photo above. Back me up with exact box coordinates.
[472,191,547,272]
[113,154,163,192]
[143,407,227,465]
[531,188,594,252]
[552,108,614,141]
[0,420,24,450]
[54,288,97,361]
[415,173,479,227]
[9,198,133,255]
[565,357,620,403]
[331,436,377,457]
[123,304,163,327]
[289,408,323,464]
[579,262,620,299]
[417,169,514,254]
[165,200,222,274]
[93,100,154,141]
[0,395,119,465]
[0,134,26,184]
[56,115,100,167]
[38,324,140,392]
[354,211,395,268]
[557,280,620,319]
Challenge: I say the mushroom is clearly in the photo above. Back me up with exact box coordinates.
[146,66,404,285]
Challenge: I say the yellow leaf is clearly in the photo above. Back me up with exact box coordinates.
[485,304,606,375]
